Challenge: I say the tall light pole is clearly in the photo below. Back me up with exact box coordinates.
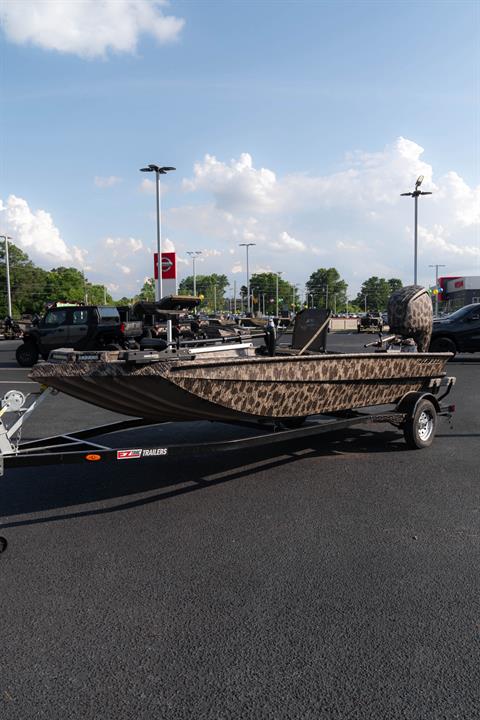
[276,271,283,317]
[429,263,446,317]
[140,164,175,301]
[186,251,202,299]
[0,235,13,317]
[401,175,433,285]
[239,243,255,314]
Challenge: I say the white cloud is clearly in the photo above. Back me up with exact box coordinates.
[0,194,84,265]
[94,175,122,188]
[117,264,131,275]
[140,179,156,195]
[174,140,480,290]
[183,153,277,212]
[0,0,185,58]
[231,263,242,274]
[269,231,306,252]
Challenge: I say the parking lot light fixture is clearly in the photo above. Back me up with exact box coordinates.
[401,175,433,285]
[140,164,176,301]
[187,251,202,311]
[239,243,255,313]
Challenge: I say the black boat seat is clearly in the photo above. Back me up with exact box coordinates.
[139,338,168,350]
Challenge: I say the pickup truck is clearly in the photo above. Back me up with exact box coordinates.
[15,305,143,367]
[357,312,384,333]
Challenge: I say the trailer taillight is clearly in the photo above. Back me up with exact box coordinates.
[120,322,125,334]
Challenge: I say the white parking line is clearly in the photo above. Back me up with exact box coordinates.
[0,380,39,384]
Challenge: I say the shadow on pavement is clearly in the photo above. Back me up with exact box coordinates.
[0,427,409,528]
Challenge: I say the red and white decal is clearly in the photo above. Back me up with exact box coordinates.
[117,449,142,460]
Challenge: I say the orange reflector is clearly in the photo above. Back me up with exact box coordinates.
[85,453,101,461]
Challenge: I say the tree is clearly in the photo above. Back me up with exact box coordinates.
[355,276,403,311]
[305,268,348,311]
[247,273,298,314]
[0,242,51,316]
[137,278,155,301]
[179,274,229,311]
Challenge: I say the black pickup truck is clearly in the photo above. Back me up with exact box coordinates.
[16,305,143,367]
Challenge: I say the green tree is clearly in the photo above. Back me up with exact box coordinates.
[179,274,229,311]
[305,268,348,311]
[355,276,402,311]
[247,273,298,314]
[137,278,155,301]
[0,243,51,316]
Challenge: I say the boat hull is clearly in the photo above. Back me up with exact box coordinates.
[31,352,451,423]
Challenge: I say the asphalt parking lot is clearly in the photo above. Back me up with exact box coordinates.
[0,336,479,719]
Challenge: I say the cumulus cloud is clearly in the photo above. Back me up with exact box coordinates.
[0,0,185,58]
[269,231,306,252]
[94,175,122,188]
[0,194,87,266]
[117,264,132,275]
[174,139,480,289]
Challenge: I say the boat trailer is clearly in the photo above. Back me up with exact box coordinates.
[0,377,456,554]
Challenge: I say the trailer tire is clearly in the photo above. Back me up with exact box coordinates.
[403,398,437,449]
[16,342,39,367]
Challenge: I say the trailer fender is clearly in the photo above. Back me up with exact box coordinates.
[395,391,441,418]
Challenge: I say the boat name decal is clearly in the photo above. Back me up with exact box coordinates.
[116,448,168,460]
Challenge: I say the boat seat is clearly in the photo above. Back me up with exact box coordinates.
[291,308,330,353]
[139,338,168,350]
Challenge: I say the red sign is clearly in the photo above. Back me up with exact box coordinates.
[154,252,176,280]
[117,449,142,460]
[454,279,464,289]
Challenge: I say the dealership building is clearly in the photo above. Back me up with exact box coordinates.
[438,276,480,310]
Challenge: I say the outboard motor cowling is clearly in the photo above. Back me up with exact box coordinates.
[387,285,432,352]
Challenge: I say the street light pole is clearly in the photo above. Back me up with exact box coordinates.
[429,263,446,317]
[276,271,283,317]
[140,164,176,301]
[401,175,433,285]
[239,243,255,314]
[0,235,13,317]
[187,251,202,300]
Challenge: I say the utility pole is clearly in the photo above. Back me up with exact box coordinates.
[103,285,107,304]
[0,235,13,317]
[276,271,283,317]
[239,243,255,314]
[401,175,433,285]
[213,283,217,313]
[429,263,446,317]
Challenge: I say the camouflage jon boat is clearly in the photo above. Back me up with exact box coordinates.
[30,349,450,423]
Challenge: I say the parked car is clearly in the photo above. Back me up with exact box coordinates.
[429,303,480,356]
[15,305,143,367]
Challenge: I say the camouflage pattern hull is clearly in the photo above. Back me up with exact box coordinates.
[31,352,451,423]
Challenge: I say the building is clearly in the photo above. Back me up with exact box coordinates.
[439,276,480,310]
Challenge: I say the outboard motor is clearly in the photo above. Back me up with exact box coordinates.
[264,316,277,356]
[387,285,433,352]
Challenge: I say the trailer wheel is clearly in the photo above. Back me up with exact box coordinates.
[0,536,7,554]
[403,399,437,449]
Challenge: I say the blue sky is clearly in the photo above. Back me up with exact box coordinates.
[1,0,478,299]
